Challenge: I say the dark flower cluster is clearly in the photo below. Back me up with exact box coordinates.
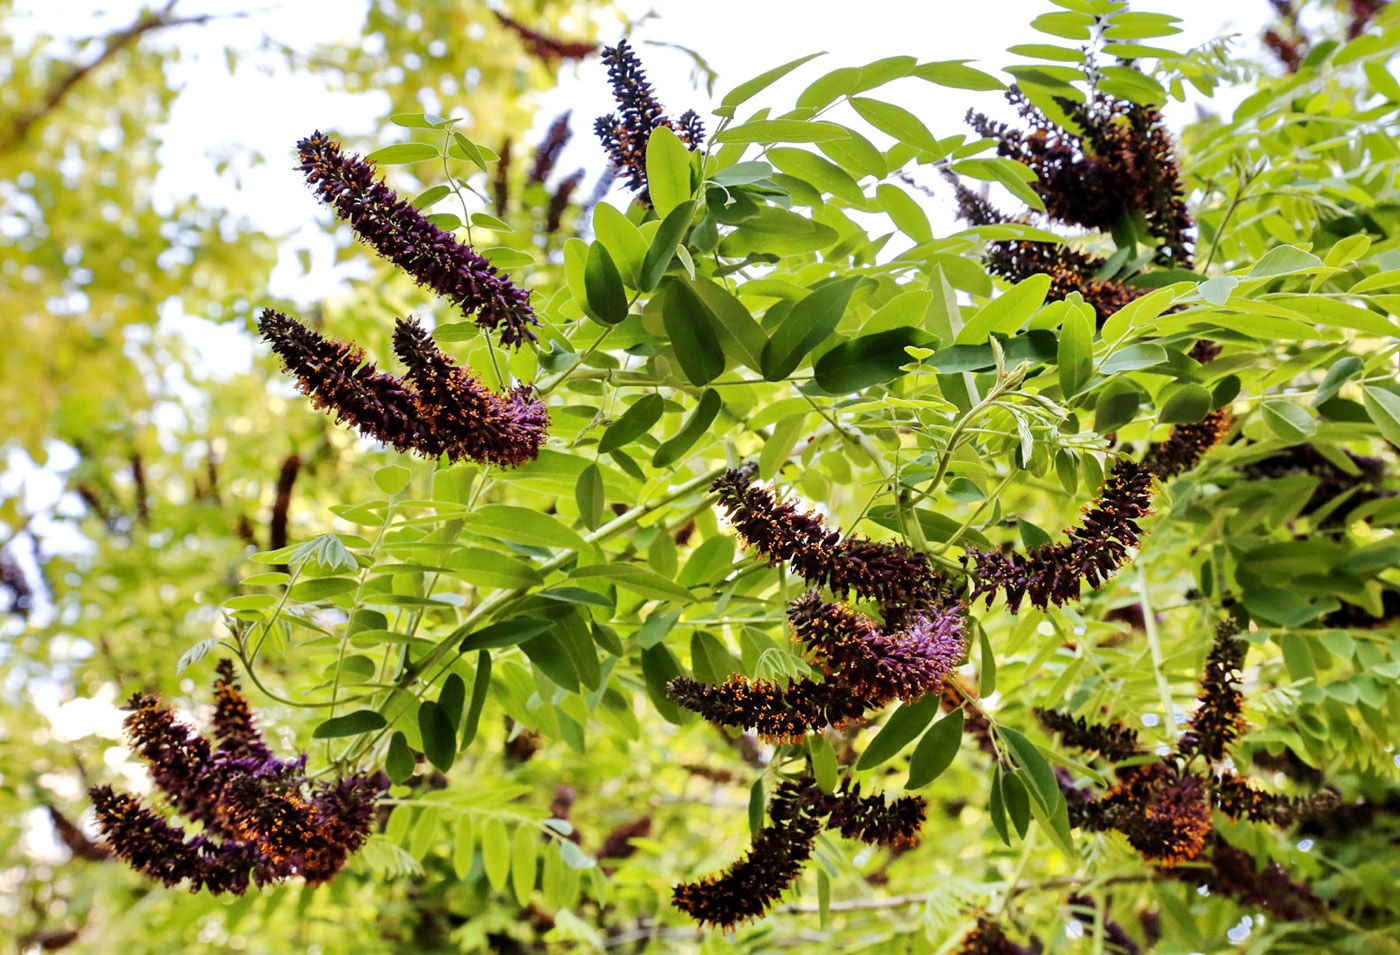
[712,468,940,607]
[670,592,966,741]
[666,673,871,743]
[296,131,538,348]
[1177,619,1247,762]
[1349,0,1389,39]
[1237,442,1393,526]
[1321,587,1400,628]
[493,10,599,62]
[0,547,33,619]
[1057,617,1333,887]
[597,816,651,861]
[1035,708,1142,762]
[492,138,513,216]
[970,459,1155,613]
[1170,836,1324,921]
[787,591,967,706]
[1263,0,1307,72]
[972,412,1234,614]
[985,239,1147,328]
[90,660,385,894]
[1213,772,1339,826]
[952,917,1041,955]
[672,777,925,928]
[528,112,573,186]
[1142,409,1234,481]
[947,175,1146,327]
[546,169,586,235]
[259,310,548,468]
[594,39,704,198]
[967,88,1194,266]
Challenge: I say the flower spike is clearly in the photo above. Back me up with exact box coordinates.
[296,131,538,348]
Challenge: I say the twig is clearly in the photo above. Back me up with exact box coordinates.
[1,2,238,152]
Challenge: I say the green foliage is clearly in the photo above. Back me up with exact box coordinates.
[11,1,1400,953]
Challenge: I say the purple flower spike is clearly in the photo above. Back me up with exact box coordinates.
[296,131,538,348]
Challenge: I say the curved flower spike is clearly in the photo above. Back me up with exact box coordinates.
[296,131,538,348]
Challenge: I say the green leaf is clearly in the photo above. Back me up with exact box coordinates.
[1057,302,1093,396]
[761,277,863,380]
[978,627,997,696]
[438,673,465,729]
[814,326,935,393]
[856,693,942,770]
[373,465,412,496]
[1031,10,1095,39]
[598,393,664,454]
[809,736,838,793]
[642,644,689,724]
[461,651,491,749]
[569,563,695,604]
[646,128,692,217]
[575,463,604,531]
[470,212,511,231]
[1103,11,1182,39]
[653,388,721,467]
[642,201,695,291]
[312,710,387,739]
[907,708,964,789]
[1261,400,1317,441]
[1001,771,1031,838]
[748,780,766,838]
[481,246,533,269]
[955,274,1051,344]
[1008,43,1086,62]
[718,51,828,115]
[662,280,726,386]
[710,161,774,186]
[482,818,511,890]
[717,205,840,257]
[999,727,1058,815]
[875,183,932,243]
[1158,384,1212,425]
[1095,378,1141,433]
[713,120,851,144]
[988,766,1012,846]
[386,732,415,785]
[849,96,943,155]
[176,638,220,673]
[452,816,476,880]
[1362,387,1400,447]
[418,700,456,772]
[583,242,629,325]
[688,278,768,371]
[911,59,1006,91]
[1101,343,1168,374]
[1312,356,1363,408]
[592,202,647,288]
[410,184,451,210]
[511,827,537,907]
[1248,245,1323,278]
[366,143,438,164]
[460,619,555,652]
[1197,275,1238,306]
[520,629,580,691]
[466,505,587,551]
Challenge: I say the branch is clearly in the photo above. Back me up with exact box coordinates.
[774,873,1161,914]
[1,2,237,153]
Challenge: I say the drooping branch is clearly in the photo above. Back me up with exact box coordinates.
[0,2,238,153]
